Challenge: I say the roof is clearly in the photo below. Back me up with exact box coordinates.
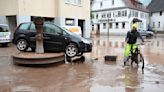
[147,0,164,13]
[123,0,149,12]
[92,7,129,12]
[92,0,149,12]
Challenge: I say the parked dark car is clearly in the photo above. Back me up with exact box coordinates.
[13,22,92,57]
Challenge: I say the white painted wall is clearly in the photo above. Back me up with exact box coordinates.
[55,16,91,38]
[92,0,126,11]
[0,0,17,16]
[91,0,149,35]
[150,11,164,32]
[58,0,91,38]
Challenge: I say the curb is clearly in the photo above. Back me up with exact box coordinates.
[12,52,65,64]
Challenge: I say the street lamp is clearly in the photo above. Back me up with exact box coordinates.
[107,18,110,37]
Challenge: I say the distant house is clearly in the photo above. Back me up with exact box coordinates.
[147,0,164,32]
[91,0,149,35]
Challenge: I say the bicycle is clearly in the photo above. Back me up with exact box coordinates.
[124,43,144,70]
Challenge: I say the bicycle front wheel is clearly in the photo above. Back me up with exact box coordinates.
[138,53,144,70]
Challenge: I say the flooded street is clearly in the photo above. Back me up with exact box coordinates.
[0,36,164,92]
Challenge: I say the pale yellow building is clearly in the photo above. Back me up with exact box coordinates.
[0,0,91,37]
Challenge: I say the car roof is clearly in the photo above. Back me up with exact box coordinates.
[20,22,55,24]
[20,22,60,27]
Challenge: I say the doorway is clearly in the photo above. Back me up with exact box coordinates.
[97,24,100,35]
[6,16,17,39]
[78,19,85,37]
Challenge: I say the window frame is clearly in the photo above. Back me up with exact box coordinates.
[160,11,162,16]
[44,23,63,36]
[103,23,106,29]
[122,22,125,29]
[18,23,31,31]
[116,22,118,29]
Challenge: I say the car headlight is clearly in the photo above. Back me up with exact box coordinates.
[81,38,91,44]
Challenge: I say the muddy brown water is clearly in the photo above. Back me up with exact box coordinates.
[0,36,164,92]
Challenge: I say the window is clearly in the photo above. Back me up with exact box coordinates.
[100,2,103,8]
[19,23,30,30]
[107,13,111,18]
[150,13,152,16]
[121,11,127,17]
[135,12,138,17]
[160,11,162,16]
[102,13,106,18]
[122,22,125,29]
[91,13,94,19]
[116,23,118,29]
[65,18,75,25]
[96,14,98,19]
[125,10,127,16]
[44,24,62,35]
[109,23,112,29]
[103,23,106,29]
[0,25,9,32]
[92,25,94,31]
[30,23,36,30]
[158,22,160,28]
[152,22,155,28]
[118,11,121,17]
[77,0,81,5]
[65,0,81,5]
[122,11,125,16]
[112,0,114,5]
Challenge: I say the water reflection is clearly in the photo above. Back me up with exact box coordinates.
[91,37,125,61]
[145,37,164,54]
[124,67,142,92]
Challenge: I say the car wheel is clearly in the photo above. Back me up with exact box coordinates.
[65,43,78,58]
[16,39,28,51]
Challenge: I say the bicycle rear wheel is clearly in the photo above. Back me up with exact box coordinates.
[138,53,144,70]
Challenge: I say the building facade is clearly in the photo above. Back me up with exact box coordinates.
[147,0,164,32]
[91,0,149,35]
[0,0,91,38]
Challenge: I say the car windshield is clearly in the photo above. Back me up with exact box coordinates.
[0,25,9,32]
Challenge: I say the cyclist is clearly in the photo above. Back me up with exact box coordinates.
[123,23,144,65]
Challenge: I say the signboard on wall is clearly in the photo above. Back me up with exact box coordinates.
[98,19,116,23]
[65,18,75,25]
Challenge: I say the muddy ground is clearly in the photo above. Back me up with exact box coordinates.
[0,36,164,92]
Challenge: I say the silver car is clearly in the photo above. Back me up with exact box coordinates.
[0,24,11,47]
[138,29,154,38]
